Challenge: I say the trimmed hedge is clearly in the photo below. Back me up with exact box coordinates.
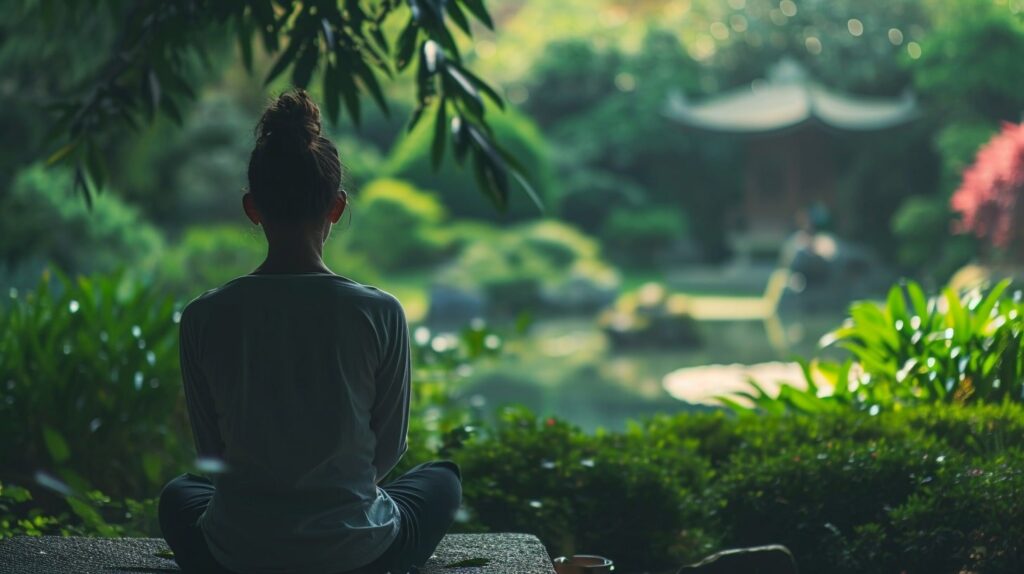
[442,405,1024,573]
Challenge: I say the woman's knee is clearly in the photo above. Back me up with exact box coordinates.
[405,460,462,510]
[414,460,462,482]
[158,474,188,537]
[430,461,462,511]
[158,473,211,538]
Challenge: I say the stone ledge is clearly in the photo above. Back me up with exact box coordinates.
[0,533,554,574]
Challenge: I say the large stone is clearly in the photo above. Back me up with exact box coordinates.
[0,533,554,574]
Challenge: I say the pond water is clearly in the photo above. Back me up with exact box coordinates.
[461,312,846,431]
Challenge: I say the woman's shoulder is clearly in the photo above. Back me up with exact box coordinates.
[182,274,404,315]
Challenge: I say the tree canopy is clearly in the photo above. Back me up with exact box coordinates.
[29,0,539,213]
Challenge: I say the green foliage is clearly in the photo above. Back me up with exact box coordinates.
[439,220,619,315]
[33,0,532,212]
[158,225,265,296]
[935,121,1001,190]
[717,438,948,574]
[0,482,61,539]
[914,2,1024,125]
[159,225,382,298]
[385,104,555,221]
[889,451,1024,573]
[730,280,1024,414]
[455,408,716,571]
[0,271,188,497]
[601,207,688,266]
[446,404,1024,573]
[0,165,164,285]
[891,195,967,275]
[826,280,1024,406]
[124,96,256,226]
[345,178,450,271]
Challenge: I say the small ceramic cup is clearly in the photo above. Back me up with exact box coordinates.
[552,554,614,574]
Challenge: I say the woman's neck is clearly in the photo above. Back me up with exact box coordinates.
[253,232,334,275]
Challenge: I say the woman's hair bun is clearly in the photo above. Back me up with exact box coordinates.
[256,89,322,149]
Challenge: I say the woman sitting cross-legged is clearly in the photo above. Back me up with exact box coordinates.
[158,89,461,574]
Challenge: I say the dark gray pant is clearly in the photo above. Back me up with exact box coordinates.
[159,461,462,574]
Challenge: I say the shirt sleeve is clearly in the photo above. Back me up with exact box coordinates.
[179,306,225,459]
[370,300,411,482]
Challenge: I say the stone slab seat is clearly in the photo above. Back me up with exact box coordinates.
[0,533,555,574]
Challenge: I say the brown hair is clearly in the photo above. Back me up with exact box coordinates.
[247,89,344,222]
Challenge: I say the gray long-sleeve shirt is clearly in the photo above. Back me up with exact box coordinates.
[178,273,409,573]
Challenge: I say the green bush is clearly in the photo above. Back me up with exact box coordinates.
[447,404,1024,573]
[0,165,163,286]
[890,451,1024,574]
[0,271,187,498]
[438,220,619,315]
[734,280,1024,414]
[454,408,716,571]
[158,225,265,296]
[715,438,948,574]
[383,105,557,222]
[601,207,688,266]
[825,280,1024,406]
[890,196,960,271]
[344,178,451,271]
[160,225,381,298]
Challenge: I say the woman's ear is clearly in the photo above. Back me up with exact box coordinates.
[328,194,347,224]
[242,193,261,225]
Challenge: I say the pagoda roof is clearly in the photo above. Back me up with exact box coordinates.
[664,59,919,134]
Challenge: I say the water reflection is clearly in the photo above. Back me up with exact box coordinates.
[464,312,844,431]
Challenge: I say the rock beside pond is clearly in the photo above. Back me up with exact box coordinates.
[540,273,619,313]
[426,283,487,328]
[599,283,700,349]
[776,231,892,313]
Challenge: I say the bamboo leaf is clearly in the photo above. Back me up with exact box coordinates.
[461,0,494,29]
[46,142,77,166]
[973,279,1010,333]
[291,43,319,89]
[396,20,419,71]
[237,14,254,72]
[449,62,505,109]
[264,36,303,86]
[323,62,340,124]
[446,1,472,36]
[431,98,447,169]
[43,427,70,463]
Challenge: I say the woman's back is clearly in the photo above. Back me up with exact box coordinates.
[179,273,409,572]
[159,90,459,574]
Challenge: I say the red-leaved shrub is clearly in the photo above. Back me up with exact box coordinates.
[951,122,1024,250]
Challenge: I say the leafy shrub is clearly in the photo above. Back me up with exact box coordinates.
[0,271,187,497]
[714,437,948,574]
[890,195,966,274]
[601,207,688,266]
[384,105,557,222]
[641,408,917,468]
[733,280,1024,414]
[160,225,381,298]
[889,451,1024,574]
[158,225,265,296]
[438,220,619,315]
[0,482,61,539]
[951,122,1024,253]
[825,280,1024,406]
[0,165,163,287]
[453,408,716,571]
[344,178,451,271]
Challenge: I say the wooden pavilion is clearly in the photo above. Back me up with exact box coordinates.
[664,59,919,254]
